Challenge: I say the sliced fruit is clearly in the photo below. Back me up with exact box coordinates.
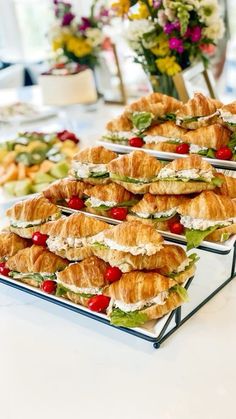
[31,182,51,193]
[33,172,55,184]
[49,161,69,179]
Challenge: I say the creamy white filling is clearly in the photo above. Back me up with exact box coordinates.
[135,207,176,219]
[72,162,107,178]
[112,290,169,313]
[189,144,208,153]
[219,110,236,124]
[46,236,86,252]
[10,213,60,228]
[143,134,182,144]
[176,258,191,273]
[158,168,214,182]
[105,130,134,140]
[87,196,117,208]
[57,278,100,295]
[180,215,236,231]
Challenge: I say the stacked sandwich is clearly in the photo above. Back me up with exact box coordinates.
[0,195,199,328]
[103,92,236,161]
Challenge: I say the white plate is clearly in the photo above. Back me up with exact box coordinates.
[0,107,57,124]
[59,206,236,254]
[97,140,236,170]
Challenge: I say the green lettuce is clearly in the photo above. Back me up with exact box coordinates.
[110,308,148,328]
[89,172,109,179]
[111,173,154,184]
[197,148,216,158]
[185,226,218,250]
[131,211,176,221]
[102,134,129,143]
[170,253,200,278]
[131,112,153,132]
[10,271,55,282]
[171,285,189,302]
[211,177,223,187]
[55,283,94,298]
[86,199,138,211]
[220,232,230,242]
[182,116,201,123]
[91,242,109,250]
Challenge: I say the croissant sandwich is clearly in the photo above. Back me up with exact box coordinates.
[56,256,108,307]
[215,173,236,199]
[6,245,68,287]
[92,242,198,281]
[150,155,222,195]
[6,195,61,239]
[183,124,231,157]
[88,220,163,257]
[127,193,189,230]
[107,151,163,194]
[40,213,110,261]
[71,146,117,185]
[103,271,188,328]
[178,191,236,249]
[43,178,89,204]
[143,121,187,152]
[103,114,134,144]
[84,183,138,217]
[218,101,236,132]
[176,93,222,129]
[0,230,30,261]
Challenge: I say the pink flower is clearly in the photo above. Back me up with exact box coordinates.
[191,26,202,42]
[184,27,192,38]
[164,23,175,34]
[61,12,74,26]
[79,17,91,31]
[169,37,183,52]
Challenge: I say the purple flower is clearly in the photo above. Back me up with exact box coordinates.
[191,26,202,42]
[153,0,162,8]
[184,27,192,38]
[99,7,109,17]
[61,12,75,26]
[177,45,184,53]
[169,37,183,50]
[79,17,91,31]
[164,22,174,34]
[172,21,180,30]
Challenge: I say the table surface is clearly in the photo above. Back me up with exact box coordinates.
[0,87,235,419]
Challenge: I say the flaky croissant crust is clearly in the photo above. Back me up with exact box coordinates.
[0,231,30,259]
[176,93,222,118]
[183,124,230,149]
[84,182,134,203]
[131,193,189,214]
[43,178,88,203]
[144,121,187,139]
[6,195,59,221]
[107,151,163,179]
[73,146,117,164]
[106,114,133,131]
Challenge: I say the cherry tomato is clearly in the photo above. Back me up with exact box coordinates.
[88,295,111,313]
[109,207,128,221]
[41,280,57,294]
[57,130,79,143]
[215,146,233,160]
[105,266,122,283]
[68,196,84,210]
[129,137,144,148]
[32,232,48,247]
[169,222,184,235]
[0,266,10,277]
[176,143,190,154]
[0,262,6,268]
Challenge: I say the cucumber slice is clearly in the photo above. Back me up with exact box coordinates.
[49,161,69,178]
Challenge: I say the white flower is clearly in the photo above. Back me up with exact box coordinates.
[203,18,225,40]
[186,0,200,9]
[157,10,168,27]
[85,28,104,47]
[198,0,220,24]
[126,19,155,43]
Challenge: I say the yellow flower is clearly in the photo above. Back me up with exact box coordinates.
[52,36,64,51]
[156,56,181,76]
[150,34,169,56]
[129,2,149,20]
[66,37,92,57]
[112,0,130,16]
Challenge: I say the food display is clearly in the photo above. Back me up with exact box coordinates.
[0,130,79,196]
[101,92,236,163]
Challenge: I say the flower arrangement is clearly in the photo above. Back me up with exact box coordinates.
[50,0,109,69]
[111,0,225,94]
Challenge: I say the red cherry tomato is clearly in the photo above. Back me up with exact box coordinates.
[88,295,111,313]
[129,137,144,148]
[169,222,184,235]
[41,280,57,294]
[0,261,6,268]
[68,196,84,210]
[57,130,79,143]
[32,232,48,247]
[0,266,10,277]
[105,266,122,283]
[109,207,128,221]
[215,146,233,160]
[176,143,190,154]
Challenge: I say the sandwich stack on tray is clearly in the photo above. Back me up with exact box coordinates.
[102,92,236,162]
[0,196,198,328]
[42,146,236,249]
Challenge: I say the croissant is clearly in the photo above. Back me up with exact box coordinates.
[141,291,183,321]
[6,245,68,274]
[106,114,133,131]
[144,121,187,139]
[183,124,231,149]
[73,146,117,164]
[216,174,236,199]
[130,193,189,214]
[43,178,89,203]
[84,182,135,204]
[149,180,216,195]
[0,231,30,260]
[205,223,236,242]
[143,142,178,152]
[124,93,182,118]
[220,101,236,114]
[159,155,215,173]
[219,101,236,132]
[107,151,162,179]
[178,191,236,220]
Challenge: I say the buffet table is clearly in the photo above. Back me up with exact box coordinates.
[0,87,235,419]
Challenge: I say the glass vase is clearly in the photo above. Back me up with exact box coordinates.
[149,74,179,99]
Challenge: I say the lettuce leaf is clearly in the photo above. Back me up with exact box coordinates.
[197,148,216,158]
[89,172,109,179]
[111,173,153,184]
[211,177,223,187]
[85,199,138,211]
[9,271,48,282]
[220,232,230,242]
[171,285,189,302]
[169,253,200,278]
[110,308,148,328]
[55,283,94,298]
[131,112,153,132]
[185,227,218,250]
[228,133,236,150]
[91,242,109,250]
[102,134,129,143]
